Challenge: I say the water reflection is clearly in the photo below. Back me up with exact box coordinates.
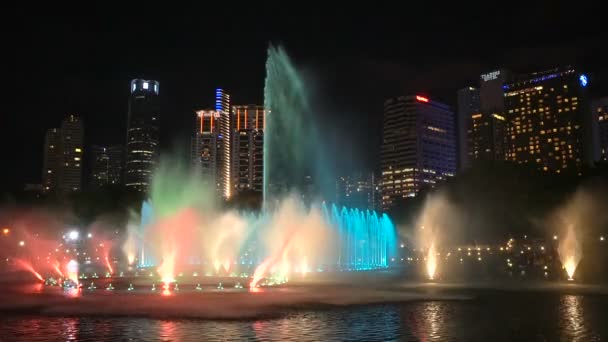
[406,302,450,341]
[560,295,586,342]
[61,318,79,341]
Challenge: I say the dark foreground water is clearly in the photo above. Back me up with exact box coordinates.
[1,291,607,341]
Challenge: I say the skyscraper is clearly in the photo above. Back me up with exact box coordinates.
[335,172,377,211]
[41,115,84,194]
[192,109,221,193]
[504,67,593,174]
[125,79,160,192]
[90,145,124,189]
[59,115,84,193]
[106,145,124,185]
[42,128,62,194]
[90,146,110,189]
[457,87,480,170]
[215,88,232,199]
[467,112,507,162]
[232,105,265,194]
[380,95,456,210]
[592,97,608,161]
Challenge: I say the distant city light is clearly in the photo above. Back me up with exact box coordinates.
[68,231,79,240]
[553,235,558,240]
[2,228,9,235]
[19,241,25,247]
[87,233,92,238]
[415,95,429,103]
[601,236,605,242]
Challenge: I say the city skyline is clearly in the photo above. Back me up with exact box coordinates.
[3,4,608,194]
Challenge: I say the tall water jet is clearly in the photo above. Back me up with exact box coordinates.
[558,224,582,281]
[263,45,332,205]
[414,194,461,281]
[426,242,437,281]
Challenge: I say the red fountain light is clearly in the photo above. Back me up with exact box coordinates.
[104,256,113,275]
[14,259,44,282]
[249,233,295,288]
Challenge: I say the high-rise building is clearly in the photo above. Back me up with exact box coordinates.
[59,115,84,193]
[467,112,507,162]
[215,88,232,200]
[41,115,84,194]
[192,109,221,192]
[335,172,377,211]
[232,105,265,194]
[504,67,593,174]
[380,95,456,210]
[125,79,160,192]
[90,145,124,189]
[90,146,110,189]
[42,128,62,194]
[480,69,510,113]
[106,145,124,185]
[593,97,608,161]
[457,87,480,170]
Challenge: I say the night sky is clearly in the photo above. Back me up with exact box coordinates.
[2,3,607,193]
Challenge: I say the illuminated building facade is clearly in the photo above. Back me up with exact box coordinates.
[336,172,378,211]
[90,146,110,189]
[125,79,160,192]
[232,105,265,193]
[380,95,456,210]
[192,110,221,192]
[457,87,480,170]
[42,115,84,194]
[59,115,84,193]
[504,67,592,174]
[42,128,62,193]
[215,88,232,199]
[593,97,608,161]
[468,112,507,162]
[90,145,123,189]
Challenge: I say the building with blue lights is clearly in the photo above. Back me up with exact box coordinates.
[504,67,595,174]
[125,79,160,192]
[380,95,456,210]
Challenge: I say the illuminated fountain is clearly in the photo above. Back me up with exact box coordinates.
[426,242,437,281]
[122,45,398,288]
[558,225,582,281]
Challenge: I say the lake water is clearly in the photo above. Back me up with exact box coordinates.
[1,290,607,341]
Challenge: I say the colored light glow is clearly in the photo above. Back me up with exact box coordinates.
[2,228,9,235]
[579,74,588,87]
[416,95,429,103]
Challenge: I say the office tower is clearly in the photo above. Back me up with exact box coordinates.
[593,97,608,161]
[467,112,507,162]
[192,109,221,192]
[380,95,456,210]
[457,87,480,170]
[125,79,160,192]
[504,67,593,174]
[90,146,110,189]
[41,115,84,194]
[42,128,62,193]
[89,145,123,189]
[232,105,265,194]
[106,145,124,185]
[215,88,232,199]
[480,69,510,113]
[335,172,376,211]
[59,114,84,193]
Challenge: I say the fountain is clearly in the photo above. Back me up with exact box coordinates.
[559,224,582,281]
[121,45,398,288]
